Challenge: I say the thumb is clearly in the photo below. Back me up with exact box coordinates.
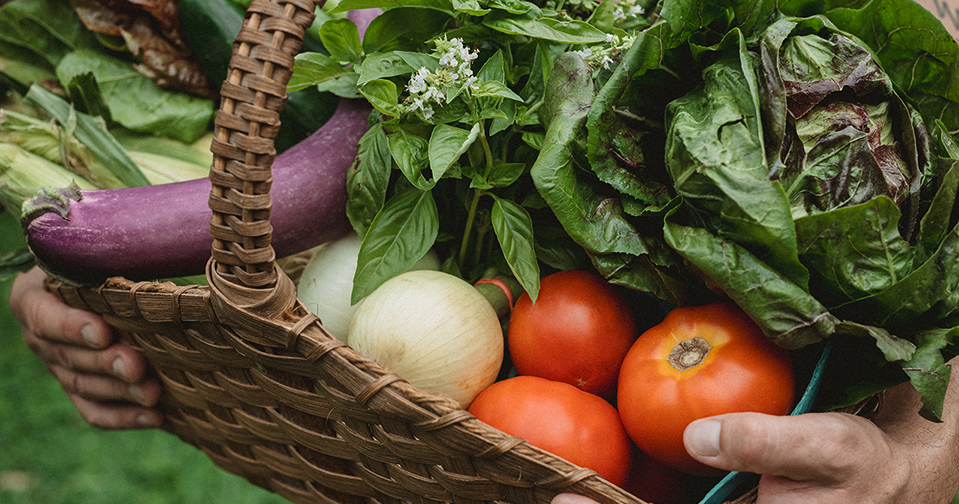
[683,412,877,482]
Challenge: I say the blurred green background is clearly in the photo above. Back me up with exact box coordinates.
[0,210,288,504]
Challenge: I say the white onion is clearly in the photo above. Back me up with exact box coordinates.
[348,270,504,409]
[297,232,440,342]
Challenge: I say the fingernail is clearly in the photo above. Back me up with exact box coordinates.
[129,385,147,405]
[82,324,102,348]
[137,414,157,427]
[685,419,722,457]
[113,357,132,383]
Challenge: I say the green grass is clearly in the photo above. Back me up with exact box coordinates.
[0,209,289,504]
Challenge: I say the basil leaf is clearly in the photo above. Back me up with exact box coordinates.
[357,52,417,86]
[290,52,355,92]
[469,175,494,190]
[359,79,402,117]
[352,188,440,304]
[331,0,454,15]
[390,129,433,190]
[477,49,507,83]
[487,0,537,14]
[454,0,491,16]
[585,0,618,32]
[490,195,540,301]
[429,123,480,182]
[488,162,525,187]
[317,74,361,99]
[428,101,471,124]
[472,80,525,102]
[348,123,393,236]
[519,40,553,104]
[489,98,515,136]
[484,16,607,44]
[520,130,543,150]
[474,108,508,121]
[395,51,441,74]
[361,8,454,53]
[320,18,363,64]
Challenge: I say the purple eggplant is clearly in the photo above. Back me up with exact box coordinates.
[23,98,372,285]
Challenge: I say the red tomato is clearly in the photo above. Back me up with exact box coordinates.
[625,451,687,504]
[617,302,795,475]
[468,375,633,487]
[508,270,637,397]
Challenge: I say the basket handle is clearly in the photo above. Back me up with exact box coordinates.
[207,0,319,295]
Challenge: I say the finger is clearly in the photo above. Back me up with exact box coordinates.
[48,364,162,407]
[551,493,602,504]
[67,394,165,430]
[12,268,114,349]
[684,412,883,482]
[31,343,150,384]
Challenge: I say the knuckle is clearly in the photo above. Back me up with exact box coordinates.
[814,415,876,469]
[47,365,77,393]
[68,395,116,430]
[22,331,43,353]
[66,371,86,396]
[52,344,77,370]
[25,294,53,335]
[723,417,774,463]
[77,406,113,430]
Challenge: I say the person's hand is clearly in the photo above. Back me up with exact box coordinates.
[551,369,959,504]
[681,411,913,503]
[10,266,164,429]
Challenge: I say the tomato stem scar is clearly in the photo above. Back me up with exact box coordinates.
[668,337,711,372]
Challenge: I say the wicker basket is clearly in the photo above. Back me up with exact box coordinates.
[44,0,759,502]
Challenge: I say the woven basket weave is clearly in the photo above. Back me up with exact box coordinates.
[45,0,756,502]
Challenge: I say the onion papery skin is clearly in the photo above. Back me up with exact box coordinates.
[297,232,440,342]
[348,270,504,409]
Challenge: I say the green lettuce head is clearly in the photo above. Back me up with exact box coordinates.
[534,0,959,420]
[662,16,958,420]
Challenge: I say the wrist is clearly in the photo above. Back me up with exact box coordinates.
[873,377,959,503]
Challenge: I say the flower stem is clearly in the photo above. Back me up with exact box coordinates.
[457,120,495,270]
[459,189,483,268]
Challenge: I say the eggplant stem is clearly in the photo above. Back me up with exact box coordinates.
[20,183,83,230]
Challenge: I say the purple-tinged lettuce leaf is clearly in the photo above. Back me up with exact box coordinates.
[665,32,810,289]
[781,0,959,137]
